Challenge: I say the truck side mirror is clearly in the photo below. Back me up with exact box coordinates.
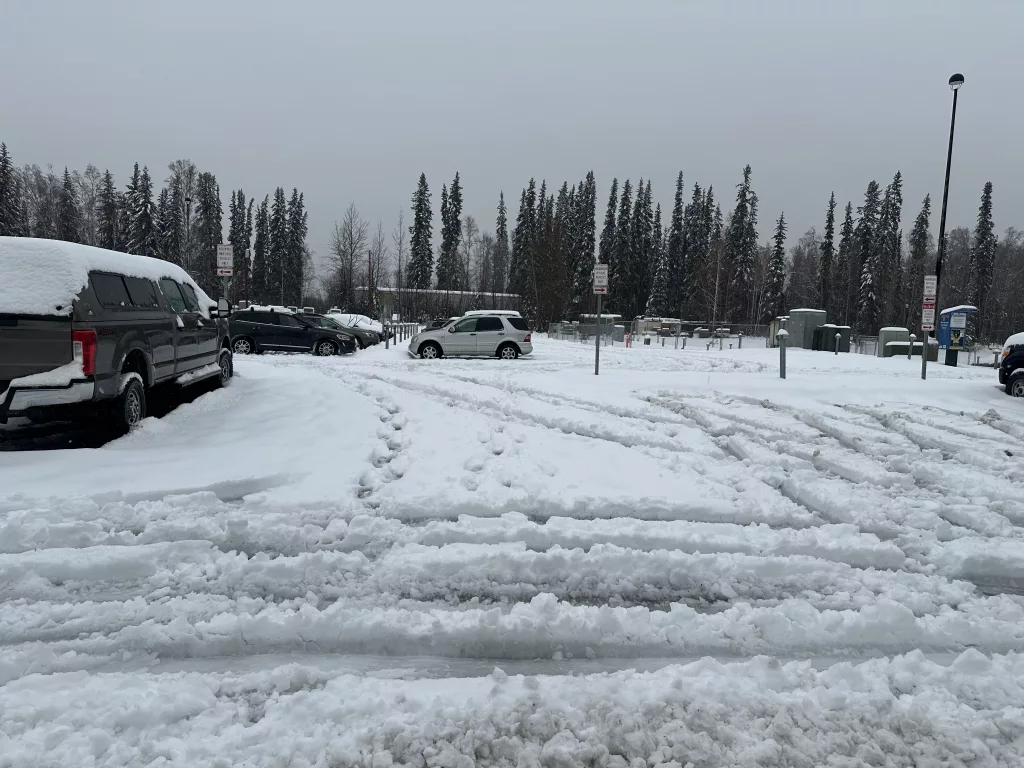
[217,297,230,316]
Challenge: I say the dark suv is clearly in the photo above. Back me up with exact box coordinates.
[0,238,233,432]
[1000,333,1024,396]
[229,309,356,356]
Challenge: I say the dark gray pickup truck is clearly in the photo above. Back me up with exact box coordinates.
[1,237,233,432]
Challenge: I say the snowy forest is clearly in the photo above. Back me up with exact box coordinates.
[0,142,309,305]
[1,138,1020,342]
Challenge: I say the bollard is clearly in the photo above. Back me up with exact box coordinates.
[835,332,841,356]
[719,335,724,351]
[385,324,390,349]
[682,337,686,349]
[908,334,916,360]
[738,333,743,349]
[777,329,788,379]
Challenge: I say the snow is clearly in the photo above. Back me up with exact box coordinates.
[1003,331,1024,348]
[941,304,979,315]
[3,337,1024,764]
[0,237,213,317]
[6,360,84,389]
[175,362,220,385]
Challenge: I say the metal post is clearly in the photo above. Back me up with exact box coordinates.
[594,292,602,376]
[385,323,389,349]
[738,333,743,349]
[778,330,788,379]
[835,332,841,355]
[909,333,916,360]
[926,74,964,380]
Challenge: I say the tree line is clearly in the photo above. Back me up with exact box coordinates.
[0,141,308,304]
[348,166,1014,341]
[3,136,1019,340]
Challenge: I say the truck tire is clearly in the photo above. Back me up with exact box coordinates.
[115,378,146,433]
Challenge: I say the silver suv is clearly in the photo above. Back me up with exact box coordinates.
[409,313,533,359]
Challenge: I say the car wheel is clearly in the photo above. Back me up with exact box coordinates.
[498,343,519,360]
[216,349,233,387]
[232,337,255,355]
[316,340,337,356]
[1009,375,1024,397]
[115,378,146,433]
[419,342,442,360]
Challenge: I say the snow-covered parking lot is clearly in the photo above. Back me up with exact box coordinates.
[3,336,1024,766]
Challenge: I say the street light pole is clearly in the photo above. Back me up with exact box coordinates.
[923,72,963,380]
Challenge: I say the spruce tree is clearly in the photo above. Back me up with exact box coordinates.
[833,202,855,324]
[493,191,509,294]
[244,197,254,302]
[819,192,836,316]
[286,189,308,305]
[569,171,597,317]
[970,181,996,339]
[855,181,882,332]
[228,190,248,302]
[874,171,903,323]
[906,195,932,330]
[251,196,270,303]
[764,213,787,322]
[268,186,288,303]
[610,179,633,313]
[727,165,756,323]
[155,186,172,260]
[15,180,30,237]
[57,167,81,243]
[681,183,706,317]
[597,178,617,272]
[407,173,433,290]
[0,142,16,236]
[647,203,669,316]
[436,174,465,291]
[126,164,158,259]
[665,172,685,315]
[97,170,119,250]
[508,180,538,320]
[192,172,223,295]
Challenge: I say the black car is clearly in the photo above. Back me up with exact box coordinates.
[1000,333,1024,396]
[229,309,356,356]
[0,238,233,432]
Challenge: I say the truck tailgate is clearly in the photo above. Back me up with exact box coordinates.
[0,314,74,388]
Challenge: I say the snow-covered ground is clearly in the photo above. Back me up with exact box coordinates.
[2,336,1024,766]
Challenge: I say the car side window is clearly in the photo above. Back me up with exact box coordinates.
[178,284,201,313]
[123,276,161,308]
[475,317,503,332]
[90,272,132,308]
[278,314,303,327]
[159,279,188,313]
[452,318,477,333]
[506,317,529,331]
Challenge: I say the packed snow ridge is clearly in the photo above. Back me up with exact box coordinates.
[3,336,1024,766]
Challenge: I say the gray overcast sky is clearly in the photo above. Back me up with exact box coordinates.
[2,0,1021,270]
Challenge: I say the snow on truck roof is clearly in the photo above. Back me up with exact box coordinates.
[0,237,213,316]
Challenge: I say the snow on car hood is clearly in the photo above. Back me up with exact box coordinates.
[0,237,214,316]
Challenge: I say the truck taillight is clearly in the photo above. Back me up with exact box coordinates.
[72,330,97,376]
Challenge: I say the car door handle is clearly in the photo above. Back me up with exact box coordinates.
[497,332,505,336]
[469,332,477,336]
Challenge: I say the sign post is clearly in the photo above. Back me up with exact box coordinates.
[920,274,936,380]
[216,244,233,302]
[593,263,608,376]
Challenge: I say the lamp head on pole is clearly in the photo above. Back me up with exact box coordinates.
[949,73,965,91]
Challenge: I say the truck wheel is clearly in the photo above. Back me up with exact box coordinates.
[216,349,233,387]
[115,378,146,432]
[1008,374,1024,397]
